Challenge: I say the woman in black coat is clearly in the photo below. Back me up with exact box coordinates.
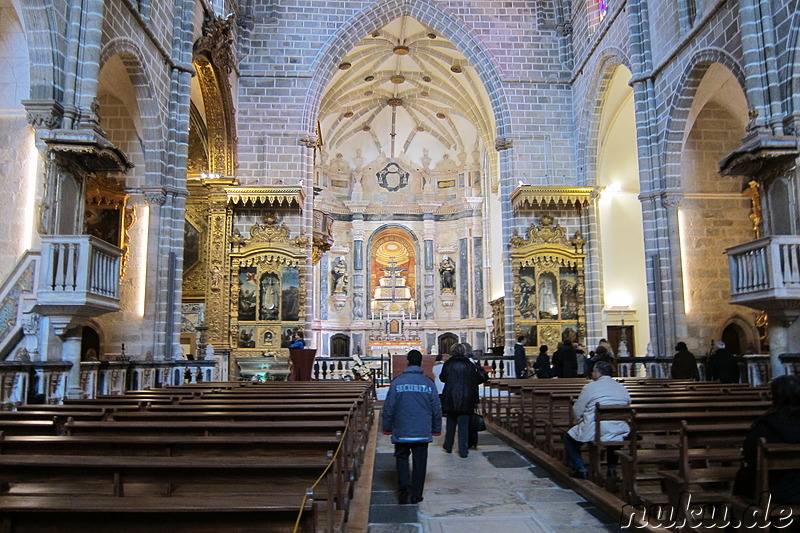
[552,339,578,378]
[440,342,483,458]
[733,374,800,503]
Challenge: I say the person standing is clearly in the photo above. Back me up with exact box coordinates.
[534,345,553,378]
[288,331,305,349]
[514,336,528,378]
[563,361,631,479]
[552,339,578,378]
[468,348,490,448]
[382,349,442,504]
[432,353,445,401]
[440,343,482,458]
[671,341,699,380]
[706,341,740,383]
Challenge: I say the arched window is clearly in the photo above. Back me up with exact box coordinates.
[598,0,608,21]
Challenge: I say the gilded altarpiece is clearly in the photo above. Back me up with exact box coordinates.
[510,215,586,353]
[183,179,307,377]
[228,213,307,375]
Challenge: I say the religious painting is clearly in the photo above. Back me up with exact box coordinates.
[85,207,121,246]
[538,272,559,320]
[237,326,256,348]
[259,272,280,321]
[559,268,579,320]
[519,325,537,347]
[182,220,200,272]
[281,326,300,348]
[561,325,578,344]
[237,267,257,322]
[517,266,536,319]
[281,267,300,321]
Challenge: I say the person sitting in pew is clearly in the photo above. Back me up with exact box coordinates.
[733,374,800,503]
[563,361,631,479]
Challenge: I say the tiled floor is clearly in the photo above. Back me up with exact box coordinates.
[367,430,624,533]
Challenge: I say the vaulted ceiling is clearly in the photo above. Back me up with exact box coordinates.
[318,16,493,166]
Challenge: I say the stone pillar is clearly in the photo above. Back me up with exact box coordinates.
[420,202,440,326]
[62,333,83,399]
[766,311,798,379]
[345,203,368,322]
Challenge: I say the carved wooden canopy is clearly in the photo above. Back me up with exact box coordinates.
[511,185,595,211]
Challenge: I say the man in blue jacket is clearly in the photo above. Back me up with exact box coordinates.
[382,349,442,504]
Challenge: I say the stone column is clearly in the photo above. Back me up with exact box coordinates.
[62,333,83,399]
[766,311,799,379]
[345,202,369,322]
[420,202,441,326]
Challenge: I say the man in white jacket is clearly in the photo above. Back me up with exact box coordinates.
[563,361,630,479]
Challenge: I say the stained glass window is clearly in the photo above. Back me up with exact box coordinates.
[599,0,608,21]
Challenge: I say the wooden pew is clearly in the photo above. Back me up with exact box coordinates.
[0,494,316,533]
[0,433,342,458]
[614,410,765,505]
[0,454,333,533]
[723,440,800,532]
[0,381,375,532]
[658,421,752,515]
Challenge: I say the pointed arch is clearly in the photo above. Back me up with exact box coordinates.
[192,14,237,177]
[661,48,746,190]
[366,224,421,318]
[788,9,800,119]
[99,38,165,187]
[17,0,61,101]
[577,48,632,186]
[301,0,511,142]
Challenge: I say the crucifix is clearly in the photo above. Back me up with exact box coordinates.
[381,259,407,303]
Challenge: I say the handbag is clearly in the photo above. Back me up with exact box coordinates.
[471,413,486,432]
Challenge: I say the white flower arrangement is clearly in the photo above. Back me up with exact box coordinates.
[350,353,372,380]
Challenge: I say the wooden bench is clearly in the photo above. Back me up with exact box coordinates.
[0,433,342,459]
[614,410,765,505]
[0,382,375,532]
[658,421,752,515]
[0,454,337,533]
[723,440,800,532]
[0,494,317,533]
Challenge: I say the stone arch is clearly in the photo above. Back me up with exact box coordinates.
[192,15,237,177]
[788,9,800,120]
[661,48,746,191]
[578,48,632,187]
[99,38,164,187]
[15,0,60,101]
[301,0,510,142]
[366,224,421,318]
[718,314,758,356]
[0,0,30,110]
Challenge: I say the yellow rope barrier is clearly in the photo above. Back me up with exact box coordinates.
[291,383,374,533]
